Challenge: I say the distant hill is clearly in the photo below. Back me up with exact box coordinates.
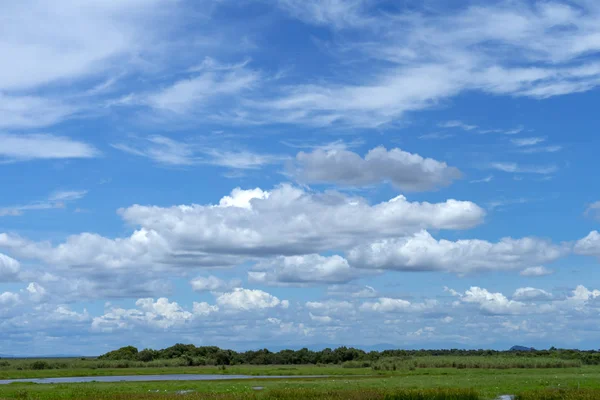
[510,345,535,352]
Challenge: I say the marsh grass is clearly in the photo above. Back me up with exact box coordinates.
[0,355,581,377]
[368,356,581,371]
[0,387,481,400]
[516,389,600,399]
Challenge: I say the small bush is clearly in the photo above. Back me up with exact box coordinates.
[30,361,51,370]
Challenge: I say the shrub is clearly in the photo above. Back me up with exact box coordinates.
[30,361,51,370]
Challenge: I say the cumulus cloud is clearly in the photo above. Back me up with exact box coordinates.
[291,146,461,191]
[25,282,48,303]
[347,230,565,274]
[190,276,241,293]
[326,284,379,299]
[118,186,484,257]
[445,285,600,316]
[0,186,484,284]
[0,253,20,282]
[520,266,553,277]
[0,291,20,307]
[92,298,191,332]
[452,286,529,315]
[574,231,600,257]
[216,288,289,311]
[360,297,437,313]
[512,287,552,301]
[249,254,358,286]
[306,300,355,316]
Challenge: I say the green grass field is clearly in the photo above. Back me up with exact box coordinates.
[2,364,600,399]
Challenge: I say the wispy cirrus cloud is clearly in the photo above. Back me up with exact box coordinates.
[0,0,185,129]
[252,1,600,127]
[0,134,99,162]
[0,190,87,217]
[585,202,600,221]
[113,135,287,169]
[438,120,478,131]
[489,162,558,175]
[470,175,494,184]
[511,137,547,147]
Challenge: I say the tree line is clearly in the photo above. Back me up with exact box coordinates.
[97,344,600,365]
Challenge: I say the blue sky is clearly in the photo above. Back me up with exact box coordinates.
[2,0,600,356]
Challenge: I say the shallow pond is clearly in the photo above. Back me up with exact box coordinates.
[0,374,328,385]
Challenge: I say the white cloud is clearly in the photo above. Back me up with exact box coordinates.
[0,291,20,307]
[257,2,600,127]
[216,288,289,311]
[347,230,564,274]
[326,284,378,299]
[25,282,48,303]
[1,190,89,217]
[0,0,171,91]
[275,0,370,29]
[190,276,241,293]
[291,146,461,191]
[512,287,552,301]
[419,132,454,140]
[511,137,546,146]
[518,145,562,154]
[570,285,600,301]
[456,287,528,315]
[118,185,484,256]
[309,312,333,324]
[360,297,436,313]
[128,60,260,114]
[91,297,195,332]
[218,187,270,209]
[112,136,196,166]
[0,253,20,282]
[48,190,88,202]
[249,254,358,286]
[0,185,484,296]
[438,120,478,131]
[574,231,600,258]
[520,266,553,277]
[489,162,558,175]
[306,300,354,315]
[0,0,178,128]
[113,136,284,169]
[0,134,99,162]
[470,175,494,184]
[0,95,75,129]
[585,202,600,221]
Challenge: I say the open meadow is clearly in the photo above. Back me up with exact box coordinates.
[2,363,600,399]
[3,347,600,399]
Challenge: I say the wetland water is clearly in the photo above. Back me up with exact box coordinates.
[0,374,329,385]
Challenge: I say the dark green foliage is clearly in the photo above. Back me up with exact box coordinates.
[30,361,51,370]
[93,344,600,368]
[98,346,139,361]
